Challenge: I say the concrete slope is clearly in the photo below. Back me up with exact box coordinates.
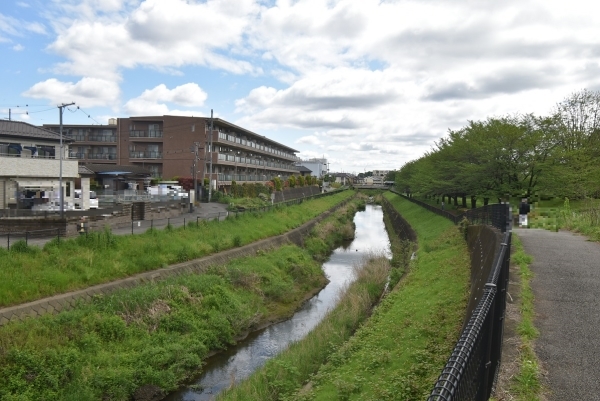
[515,228,600,401]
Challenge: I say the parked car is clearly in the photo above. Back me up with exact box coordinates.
[74,190,99,209]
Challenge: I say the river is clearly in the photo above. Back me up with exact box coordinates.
[164,204,391,400]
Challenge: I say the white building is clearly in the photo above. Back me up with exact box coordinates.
[0,121,84,211]
[297,158,328,178]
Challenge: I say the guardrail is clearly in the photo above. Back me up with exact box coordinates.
[389,190,511,233]
[428,231,511,401]
[386,188,512,400]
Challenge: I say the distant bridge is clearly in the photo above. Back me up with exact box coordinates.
[354,184,390,190]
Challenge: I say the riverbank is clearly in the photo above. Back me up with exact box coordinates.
[215,202,395,401]
[217,192,471,400]
[0,196,364,401]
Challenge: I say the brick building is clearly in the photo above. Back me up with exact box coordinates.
[44,115,300,191]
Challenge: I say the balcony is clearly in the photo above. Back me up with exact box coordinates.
[89,153,117,160]
[129,130,163,138]
[130,151,162,159]
[212,131,299,161]
[88,135,116,142]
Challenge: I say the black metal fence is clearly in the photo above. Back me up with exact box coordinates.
[428,231,511,401]
[387,188,512,400]
[390,190,511,233]
[0,228,63,249]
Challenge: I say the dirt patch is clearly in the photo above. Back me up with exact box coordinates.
[132,384,165,401]
[492,255,522,400]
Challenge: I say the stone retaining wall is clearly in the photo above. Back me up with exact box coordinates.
[0,197,352,326]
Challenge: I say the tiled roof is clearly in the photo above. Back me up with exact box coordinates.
[0,120,71,142]
[78,165,95,176]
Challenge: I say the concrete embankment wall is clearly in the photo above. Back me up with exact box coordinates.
[464,225,503,319]
[0,197,352,326]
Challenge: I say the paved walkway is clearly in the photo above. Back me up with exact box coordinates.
[1,202,229,249]
[514,228,600,401]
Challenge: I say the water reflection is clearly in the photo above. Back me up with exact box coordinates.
[165,204,390,401]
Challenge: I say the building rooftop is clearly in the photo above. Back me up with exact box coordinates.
[0,120,72,142]
[126,115,299,153]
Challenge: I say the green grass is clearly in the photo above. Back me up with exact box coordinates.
[0,198,362,401]
[508,234,543,400]
[521,197,600,239]
[218,256,393,401]
[294,193,470,401]
[0,191,353,307]
[216,192,470,401]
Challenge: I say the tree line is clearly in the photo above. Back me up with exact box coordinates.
[394,89,600,208]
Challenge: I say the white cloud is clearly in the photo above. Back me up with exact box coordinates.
[23,77,120,107]
[47,0,261,80]
[13,44,24,51]
[11,0,600,173]
[123,83,208,116]
[296,135,322,146]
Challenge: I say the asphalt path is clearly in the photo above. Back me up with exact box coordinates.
[514,228,600,401]
[1,202,229,249]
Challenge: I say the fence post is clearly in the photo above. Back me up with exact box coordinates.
[151,219,153,230]
[184,218,186,229]
[197,216,199,226]
[131,221,134,235]
[7,233,10,250]
[168,218,170,227]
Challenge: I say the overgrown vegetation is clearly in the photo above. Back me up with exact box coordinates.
[218,255,392,401]
[218,192,470,400]
[526,197,600,239]
[0,191,353,307]
[0,196,362,401]
[507,235,543,400]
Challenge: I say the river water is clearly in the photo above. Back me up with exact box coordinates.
[165,204,391,401]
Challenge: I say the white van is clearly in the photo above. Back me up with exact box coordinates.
[74,190,99,209]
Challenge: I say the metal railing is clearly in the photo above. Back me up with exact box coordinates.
[0,228,62,249]
[428,231,511,401]
[390,190,511,233]
[386,188,512,400]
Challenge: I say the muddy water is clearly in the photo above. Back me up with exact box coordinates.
[164,204,391,401]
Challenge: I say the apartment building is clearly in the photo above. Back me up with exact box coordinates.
[43,120,118,165]
[45,116,300,189]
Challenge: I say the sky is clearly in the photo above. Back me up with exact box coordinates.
[1,0,599,174]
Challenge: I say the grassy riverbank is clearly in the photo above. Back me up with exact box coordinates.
[219,192,470,400]
[0,197,362,401]
[0,191,353,307]
[218,256,392,401]
[297,193,470,400]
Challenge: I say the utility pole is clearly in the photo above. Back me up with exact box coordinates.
[190,142,200,212]
[208,109,214,202]
[58,102,75,219]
